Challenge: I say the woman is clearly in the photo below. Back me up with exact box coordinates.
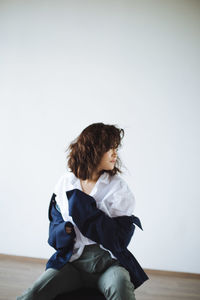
[17,122,148,300]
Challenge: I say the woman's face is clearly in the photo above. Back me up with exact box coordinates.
[97,148,118,172]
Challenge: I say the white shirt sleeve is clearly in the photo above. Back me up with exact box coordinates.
[52,174,74,224]
[102,178,136,217]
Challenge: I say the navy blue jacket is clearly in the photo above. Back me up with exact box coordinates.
[46,188,149,289]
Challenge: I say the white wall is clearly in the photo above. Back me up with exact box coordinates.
[0,0,199,274]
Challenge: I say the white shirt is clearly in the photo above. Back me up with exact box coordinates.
[53,170,136,261]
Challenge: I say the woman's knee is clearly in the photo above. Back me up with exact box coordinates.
[98,266,135,300]
[16,268,58,300]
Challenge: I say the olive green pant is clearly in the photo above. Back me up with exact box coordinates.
[17,244,136,300]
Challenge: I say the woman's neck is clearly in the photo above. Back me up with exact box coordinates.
[85,173,100,183]
[83,170,104,183]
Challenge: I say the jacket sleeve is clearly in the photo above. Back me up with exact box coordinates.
[48,193,75,250]
[66,189,142,252]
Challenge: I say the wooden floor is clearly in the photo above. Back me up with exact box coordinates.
[0,254,200,300]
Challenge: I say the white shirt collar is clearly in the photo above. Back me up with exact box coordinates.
[70,171,110,186]
[67,171,110,197]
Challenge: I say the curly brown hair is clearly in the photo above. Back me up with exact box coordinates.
[66,123,124,180]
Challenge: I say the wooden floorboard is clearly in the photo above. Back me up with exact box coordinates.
[0,254,200,300]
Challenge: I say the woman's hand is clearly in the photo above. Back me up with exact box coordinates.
[65,226,72,234]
